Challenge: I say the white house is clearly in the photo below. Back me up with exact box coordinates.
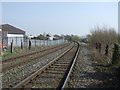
[0,24,26,47]
[49,35,54,40]
[28,35,34,39]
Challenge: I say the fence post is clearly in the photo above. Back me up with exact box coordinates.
[105,44,109,56]
[35,39,36,47]
[11,39,13,53]
[21,39,23,50]
[29,40,31,50]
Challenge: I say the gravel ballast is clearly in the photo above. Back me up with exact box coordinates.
[2,43,73,88]
[68,43,120,88]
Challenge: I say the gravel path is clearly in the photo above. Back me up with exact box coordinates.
[69,43,120,88]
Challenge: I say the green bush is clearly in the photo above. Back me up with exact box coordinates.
[112,43,120,65]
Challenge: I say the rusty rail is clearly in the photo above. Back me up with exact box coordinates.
[3,43,68,63]
[2,43,71,72]
[12,44,74,88]
[61,42,80,89]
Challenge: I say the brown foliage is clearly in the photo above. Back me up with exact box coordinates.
[88,25,118,55]
[89,26,118,47]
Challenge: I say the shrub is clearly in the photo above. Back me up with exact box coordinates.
[112,43,120,65]
[89,25,118,54]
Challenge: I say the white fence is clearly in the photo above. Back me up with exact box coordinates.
[2,37,66,49]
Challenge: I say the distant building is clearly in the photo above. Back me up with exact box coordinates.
[49,35,54,40]
[81,35,90,43]
[43,33,55,40]
[0,24,26,47]
[0,24,25,37]
[28,35,34,39]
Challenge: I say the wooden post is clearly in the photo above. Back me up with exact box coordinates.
[11,39,13,53]
[21,39,23,50]
[29,40,31,50]
[99,43,101,53]
[105,44,109,56]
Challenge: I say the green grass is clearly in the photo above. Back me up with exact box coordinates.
[0,49,23,57]
[0,46,45,57]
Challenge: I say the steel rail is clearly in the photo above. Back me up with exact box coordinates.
[61,43,80,89]
[2,43,71,72]
[3,43,68,63]
[11,44,74,89]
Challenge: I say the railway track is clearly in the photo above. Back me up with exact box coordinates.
[2,43,68,63]
[2,43,71,72]
[12,42,80,89]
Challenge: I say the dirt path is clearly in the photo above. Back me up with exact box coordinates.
[69,43,120,88]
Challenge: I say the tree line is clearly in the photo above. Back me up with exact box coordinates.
[32,33,81,42]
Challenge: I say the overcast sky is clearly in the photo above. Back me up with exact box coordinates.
[2,2,118,36]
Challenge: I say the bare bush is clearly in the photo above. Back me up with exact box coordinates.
[89,25,118,55]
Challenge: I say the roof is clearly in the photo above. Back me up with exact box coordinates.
[0,24,25,34]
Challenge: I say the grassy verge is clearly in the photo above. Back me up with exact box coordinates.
[0,46,45,58]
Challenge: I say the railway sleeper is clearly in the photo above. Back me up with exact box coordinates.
[44,70,65,74]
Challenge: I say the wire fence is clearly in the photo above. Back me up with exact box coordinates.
[2,37,66,52]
